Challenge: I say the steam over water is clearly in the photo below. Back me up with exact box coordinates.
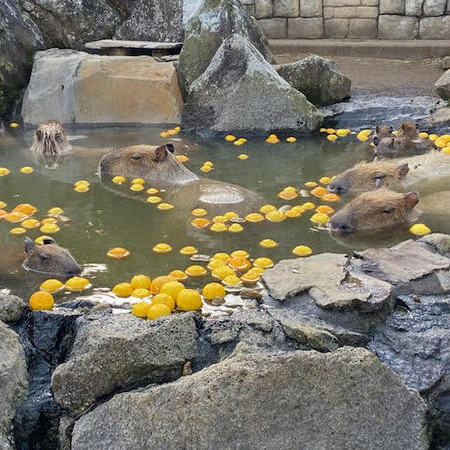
[1,126,449,301]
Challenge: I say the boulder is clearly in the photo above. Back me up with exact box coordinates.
[0,293,28,323]
[276,55,351,106]
[435,69,450,101]
[71,345,429,450]
[177,0,275,99]
[0,321,28,450]
[51,313,198,414]
[262,252,392,312]
[22,49,183,125]
[114,0,183,42]
[182,34,322,135]
[354,239,450,296]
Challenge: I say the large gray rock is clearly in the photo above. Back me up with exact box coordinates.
[354,239,450,296]
[22,49,183,125]
[182,34,322,135]
[51,313,198,414]
[435,69,450,101]
[0,0,183,116]
[262,252,392,312]
[276,55,351,106]
[378,15,419,39]
[419,16,450,40]
[177,0,275,99]
[71,345,429,450]
[423,0,446,15]
[114,0,183,42]
[0,293,28,323]
[0,321,28,450]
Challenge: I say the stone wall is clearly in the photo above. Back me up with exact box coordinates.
[239,0,450,39]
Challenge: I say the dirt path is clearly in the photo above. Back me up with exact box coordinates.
[275,53,444,97]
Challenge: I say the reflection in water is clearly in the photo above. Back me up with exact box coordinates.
[0,126,448,302]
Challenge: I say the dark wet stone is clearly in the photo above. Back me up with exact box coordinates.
[0,294,28,323]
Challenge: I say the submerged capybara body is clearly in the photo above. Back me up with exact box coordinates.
[23,237,81,276]
[329,189,419,233]
[328,151,450,195]
[30,120,71,155]
[99,143,262,214]
[374,122,435,159]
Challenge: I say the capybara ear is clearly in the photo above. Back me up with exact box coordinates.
[154,145,168,162]
[24,237,34,254]
[42,237,56,245]
[375,126,380,133]
[166,143,175,154]
[403,191,419,210]
[36,129,43,142]
[396,163,409,178]
[401,123,406,130]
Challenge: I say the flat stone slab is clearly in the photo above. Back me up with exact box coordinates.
[355,239,450,293]
[85,39,182,53]
[262,253,392,312]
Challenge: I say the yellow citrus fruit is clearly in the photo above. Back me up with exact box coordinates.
[176,289,203,311]
[245,213,264,223]
[185,265,208,277]
[132,288,150,299]
[302,202,316,210]
[224,211,239,220]
[0,201,6,208]
[200,165,212,173]
[10,227,26,235]
[191,218,211,229]
[292,245,313,257]
[48,207,64,215]
[316,205,335,215]
[146,196,162,203]
[304,181,318,188]
[202,282,226,299]
[150,276,176,294]
[225,134,236,142]
[9,122,19,128]
[327,134,338,142]
[39,223,59,233]
[21,219,40,229]
[176,155,189,163]
[240,271,260,284]
[231,250,249,258]
[253,257,274,269]
[285,209,302,218]
[0,167,10,176]
[130,183,144,192]
[228,223,243,233]
[132,302,150,318]
[14,203,37,216]
[160,281,185,299]
[40,279,64,293]
[265,210,285,223]
[65,277,90,292]
[130,275,152,290]
[409,223,431,236]
[210,223,227,232]
[168,270,188,281]
[180,246,198,256]
[112,282,133,297]
[212,215,227,223]
[74,184,89,193]
[192,208,207,216]
[228,256,251,272]
[107,247,130,259]
[160,131,170,138]
[259,239,278,248]
[29,291,54,310]
[212,265,235,280]
[20,166,34,174]
[336,129,350,136]
[157,202,174,210]
[319,176,332,185]
[322,193,340,202]
[153,243,172,253]
[238,153,248,159]
[147,303,171,319]
[5,212,27,223]
[112,176,126,184]
[310,212,330,226]
[286,137,297,143]
[213,252,231,261]
[222,275,242,286]
[152,293,175,311]
[146,187,159,195]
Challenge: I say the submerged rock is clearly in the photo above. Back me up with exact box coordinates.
[262,252,392,312]
[51,313,198,414]
[177,0,275,98]
[276,55,351,106]
[182,34,322,136]
[71,345,429,450]
[22,49,183,125]
[0,321,28,450]
[435,70,450,101]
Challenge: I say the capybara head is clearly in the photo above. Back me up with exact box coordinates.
[23,237,81,276]
[373,125,393,146]
[327,160,409,195]
[397,122,419,139]
[99,143,198,185]
[329,189,419,233]
[30,121,71,155]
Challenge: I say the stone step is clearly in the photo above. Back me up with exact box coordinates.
[270,39,450,60]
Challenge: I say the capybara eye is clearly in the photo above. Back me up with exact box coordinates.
[374,174,386,180]
[382,208,395,215]
[130,155,141,161]
[39,254,50,261]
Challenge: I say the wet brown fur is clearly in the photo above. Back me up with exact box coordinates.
[30,120,71,155]
[330,189,419,232]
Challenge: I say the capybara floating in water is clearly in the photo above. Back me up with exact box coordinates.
[30,121,71,155]
[23,237,81,277]
[99,143,262,214]
[372,124,393,146]
[328,151,450,195]
[329,189,419,233]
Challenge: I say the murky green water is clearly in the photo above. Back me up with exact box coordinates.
[1,126,449,302]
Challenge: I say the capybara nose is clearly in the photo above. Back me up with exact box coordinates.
[330,215,354,233]
[327,182,346,194]
[373,136,380,146]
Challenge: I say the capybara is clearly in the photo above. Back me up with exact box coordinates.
[23,237,81,276]
[329,189,419,233]
[328,151,450,195]
[30,120,71,155]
